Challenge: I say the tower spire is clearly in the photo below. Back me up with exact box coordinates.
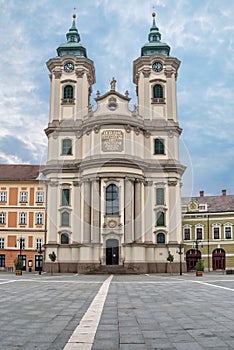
[57,13,87,58]
[141,12,170,57]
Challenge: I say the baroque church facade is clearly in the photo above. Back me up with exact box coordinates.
[42,13,186,273]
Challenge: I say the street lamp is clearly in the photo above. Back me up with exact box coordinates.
[17,237,23,260]
[38,242,43,275]
[193,239,203,254]
[177,242,184,276]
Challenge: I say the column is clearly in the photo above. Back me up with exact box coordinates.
[134,179,142,242]
[92,179,100,243]
[144,181,153,243]
[142,69,151,118]
[47,181,58,243]
[53,71,62,121]
[168,179,179,243]
[83,180,91,243]
[165,70,173,119]
[73,181,81,243]
[124,178,134,243]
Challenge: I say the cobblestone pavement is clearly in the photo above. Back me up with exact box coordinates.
[1,272,234,349]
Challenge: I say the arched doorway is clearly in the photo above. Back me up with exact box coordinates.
[186,249,201,271]
[106,239,119,265]
[212,248,225,270]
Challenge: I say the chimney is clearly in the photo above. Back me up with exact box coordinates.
[200,190,204,197]
[222,189,226,196]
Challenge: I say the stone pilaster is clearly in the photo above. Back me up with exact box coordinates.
[47,181,59,243]
[134,179,142,242]
[144,180,153,242]
[124,178,134,243]
[92,178,100,243]
[83,180,91,243]
[73,181,81,243]
[167,178,179,243]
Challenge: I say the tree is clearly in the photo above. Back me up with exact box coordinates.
[167,251,174,275]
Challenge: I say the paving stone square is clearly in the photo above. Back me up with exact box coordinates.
[1,272,234,349]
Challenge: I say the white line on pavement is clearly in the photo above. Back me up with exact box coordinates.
[0,280,17,285]
[191,280,234,292]
[63,274,113,350]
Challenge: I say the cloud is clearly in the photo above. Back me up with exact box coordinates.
[0,0,233,196]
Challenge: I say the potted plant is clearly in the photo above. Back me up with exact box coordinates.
[48,251,57,275]
[14,257,23,275]
[195,259,204,276]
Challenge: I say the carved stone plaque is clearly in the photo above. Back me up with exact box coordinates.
[102,130,123,152]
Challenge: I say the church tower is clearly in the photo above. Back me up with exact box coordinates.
[43,12,186,274]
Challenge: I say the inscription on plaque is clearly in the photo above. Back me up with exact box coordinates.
[102,130,124,152]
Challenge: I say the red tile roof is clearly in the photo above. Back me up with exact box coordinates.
[0,164,40,181]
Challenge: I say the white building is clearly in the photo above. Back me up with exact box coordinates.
[43,13,186,273]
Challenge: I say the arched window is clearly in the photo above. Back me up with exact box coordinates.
[61,211,69,227]
[64,85,73,99]
[153,84,163,98]
[62,139,72,155]
[156,211,165,226]
[157,233,165,244]
[61,233,69,244]
[106,184,119,215]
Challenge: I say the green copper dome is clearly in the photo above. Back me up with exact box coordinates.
[57,14,87,58]
[141,13,170,57]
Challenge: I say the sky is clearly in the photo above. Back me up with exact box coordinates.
[0,0,233,197]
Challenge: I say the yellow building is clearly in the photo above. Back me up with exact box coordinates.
[0,165,46,271]
[182,190,234,271]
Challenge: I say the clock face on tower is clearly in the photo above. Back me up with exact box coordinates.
[152,61,163,72]
[64,62,74,73]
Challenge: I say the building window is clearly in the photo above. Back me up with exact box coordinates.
[106,184,119,215]
[18,238,26,250]
[20,191,28,203]
[225,226,232,239]
[36,238,42,250]
[62,189,70,206]
[156,211,165,227]
[0,254,5,267]
[153,84,163,98]
[19,213,27,225]
[157,232,165,244]
[61,211,70,227]
[36,191,44,203]
[0,212,6,225]
[156,188,164,205]
[154,139,165,155]
[62,139,72,155]
[196,227,203,240]
[184,227,191,240]
[0,238,5,249]
[0,191,7,203]
[64,85,74,99]
[61,233,69,244]
[36,213,43,225]
[213,227,220,240]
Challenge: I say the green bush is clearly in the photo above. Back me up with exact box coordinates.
[195,259,204,271]
[14,258,23,270]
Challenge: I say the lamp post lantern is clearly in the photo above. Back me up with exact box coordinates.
[177,242,184,276]
[38,242,43,275]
